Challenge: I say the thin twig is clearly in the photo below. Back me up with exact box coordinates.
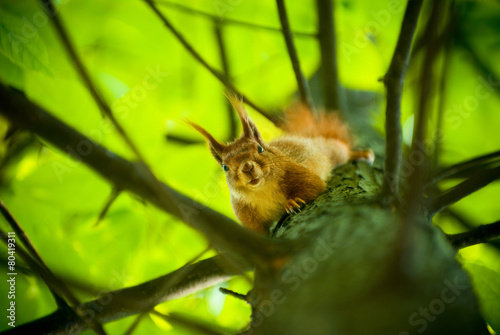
[432,25,454,171]
[95,188,121,226]
[382,0,423,201]
[165,134,205,145]
[427,165,500,216]
[142,0,277,124]
[276,0,314,110]
[446,221,500,249]
[0,200,67,308]
[214,22,238,140]
[219,287,248,302]
[152,311,231,335]
[315,0,340,111]
[123,313,147,335]
[0,84,295,270]
[156,0,316,38]
[5,254,249,334]
[40,0,147,164]
[0,228,107,335]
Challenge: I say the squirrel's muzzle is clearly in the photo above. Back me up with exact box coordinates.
[241,161,254,173]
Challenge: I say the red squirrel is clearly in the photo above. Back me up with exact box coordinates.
[187,95,374,234]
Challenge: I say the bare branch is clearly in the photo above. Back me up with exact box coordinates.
[0,227,107,335]
[40,0,146,164]
[142,0,277,124]
[446,221,500,249]
[123,313,147,335]
[5,254,249,334]
[442,208,500,250]
[0,201,67,308]
[276,0,314,110]
[427,150,500,186]
[456,34,500,97]
[165,134,205,145]
[382,0,423,200]
[427,165,500,216]
[219,287,248,302]
[152,311,232,335]
[431,11,456,171]
[214,22,238,140]
[0,84,294,269]
[404,0,447,217]
[156,0,316,38]
[94,188,121,226]
[315,0,340,111]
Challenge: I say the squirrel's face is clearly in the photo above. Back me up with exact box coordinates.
[221,140,274,193]
[187,93,274,194]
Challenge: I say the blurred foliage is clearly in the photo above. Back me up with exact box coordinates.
[0,0,499,334]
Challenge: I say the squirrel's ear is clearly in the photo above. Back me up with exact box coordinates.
[185,120,225,165]
[225,92,264,145]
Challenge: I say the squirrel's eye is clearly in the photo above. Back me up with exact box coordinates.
[222,164,229,172]
[257,145,264,153]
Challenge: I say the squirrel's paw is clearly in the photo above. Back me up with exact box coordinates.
[350,149,375,165]
[285,198,307,215]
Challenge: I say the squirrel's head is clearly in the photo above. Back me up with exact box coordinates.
[187,94,277,194]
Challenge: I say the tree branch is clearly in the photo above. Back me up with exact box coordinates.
[165,134,205,145]
[427,150,500,186]
[427,165,500,216]
[214,22,238,140]
[0,84,293,269]
[0,228,107,335]
[94,188,121,226]
[276,0,314,110]
[404,0,446,217]
[446,221,500,249]
[315,0,341,111]
[443,208,500,250]
[152,310,232,335]
[456,34,500,97]
[0,201,67,308]
[142,0,277,124]
[382,0,423,200]
[40,0,146,164]
[156,0,316,38]
[4,254,249,334]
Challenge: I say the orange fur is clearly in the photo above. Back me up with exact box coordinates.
[188,97,374,234]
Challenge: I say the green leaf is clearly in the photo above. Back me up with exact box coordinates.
[464,263,500,332]
[0,8,51,74]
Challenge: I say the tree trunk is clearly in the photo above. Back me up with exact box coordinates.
[247,161,484,335]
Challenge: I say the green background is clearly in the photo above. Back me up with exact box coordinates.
[0,0,499,334]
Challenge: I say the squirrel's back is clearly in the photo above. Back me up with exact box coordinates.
[272,105,355,181]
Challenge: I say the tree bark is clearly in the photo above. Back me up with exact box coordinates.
[246,162,483,334]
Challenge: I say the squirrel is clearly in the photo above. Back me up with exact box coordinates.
[187,94,374,234]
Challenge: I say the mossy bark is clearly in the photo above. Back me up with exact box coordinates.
[246,161,483,335]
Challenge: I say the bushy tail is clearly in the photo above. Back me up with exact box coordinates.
[282,104,353,147]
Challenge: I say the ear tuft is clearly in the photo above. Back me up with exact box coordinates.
[184,118,225,165]
[224,92,264,145]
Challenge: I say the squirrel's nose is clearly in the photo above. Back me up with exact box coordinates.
[241,161,254,173]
